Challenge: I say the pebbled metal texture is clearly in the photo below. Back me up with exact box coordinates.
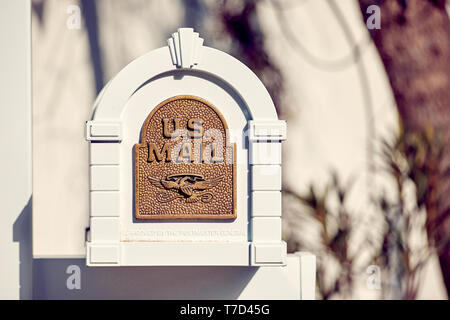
[134,95,236,220]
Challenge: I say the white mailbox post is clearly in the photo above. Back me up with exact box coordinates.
[85,28,315,298]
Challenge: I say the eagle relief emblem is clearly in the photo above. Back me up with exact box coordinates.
[134,96,236,220]
[148,173,223,203]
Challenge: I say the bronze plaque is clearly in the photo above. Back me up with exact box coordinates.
[134,95,236,220]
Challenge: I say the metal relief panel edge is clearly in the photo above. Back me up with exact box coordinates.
[134,95,236,220]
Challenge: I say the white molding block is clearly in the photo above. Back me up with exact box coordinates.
[249,120,287,141]
[251,217,282,242]
[90,191,120,217]
[90,217,120,242]
[251,165,281,190]
[90,142,120,165]
[250,142,282,165]
[296,252,317,300]
[167,28,204,68]
[90,165,120,191]
[88,244,120,265]
[86,121,122,141]
[238,255,301,299]
[251,191,281,217]
[251,242,287,265]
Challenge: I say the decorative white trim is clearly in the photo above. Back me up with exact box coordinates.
[249,120,287,141]
[86,28,289,267]
[86,120,122,141]
[91,47,277,120]
[90,165,120,191]
[251,242,287,266]
[168,28,204,68]
[90,191,120,217]
[251,191,281,217]
[87,242,251,266]
[251,217,282,242]
[90,143,120,165]
[251,165,282,191]
[249,142,282,165]
[90,217,120,242]
[89,244,120,265]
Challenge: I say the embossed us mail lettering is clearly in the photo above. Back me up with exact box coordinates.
[134,96,236,219]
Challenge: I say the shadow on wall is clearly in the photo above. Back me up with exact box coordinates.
[13,196,33,300]
[32,260,257,299]
[13,199,258,299]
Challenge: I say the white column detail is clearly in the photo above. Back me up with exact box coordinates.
[167,28,204,68]
[249,120,287,266]
[86,120,122,265]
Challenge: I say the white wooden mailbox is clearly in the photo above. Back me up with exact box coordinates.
[86,28,287,267]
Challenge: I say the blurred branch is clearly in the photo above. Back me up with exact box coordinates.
[286,125,446,299]
[271,0,376,192]
[358,0,450,296]
[270,0,372,71]
[376,127,444,299]
[284,173,364,299]
[218,0,285,116]
[80,0,104,94]
[32,0,45,25]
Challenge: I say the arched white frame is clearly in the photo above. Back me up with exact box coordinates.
[86,28,287,266]
[91,48,277,121]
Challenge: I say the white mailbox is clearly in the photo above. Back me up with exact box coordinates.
[86,28,287,267]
